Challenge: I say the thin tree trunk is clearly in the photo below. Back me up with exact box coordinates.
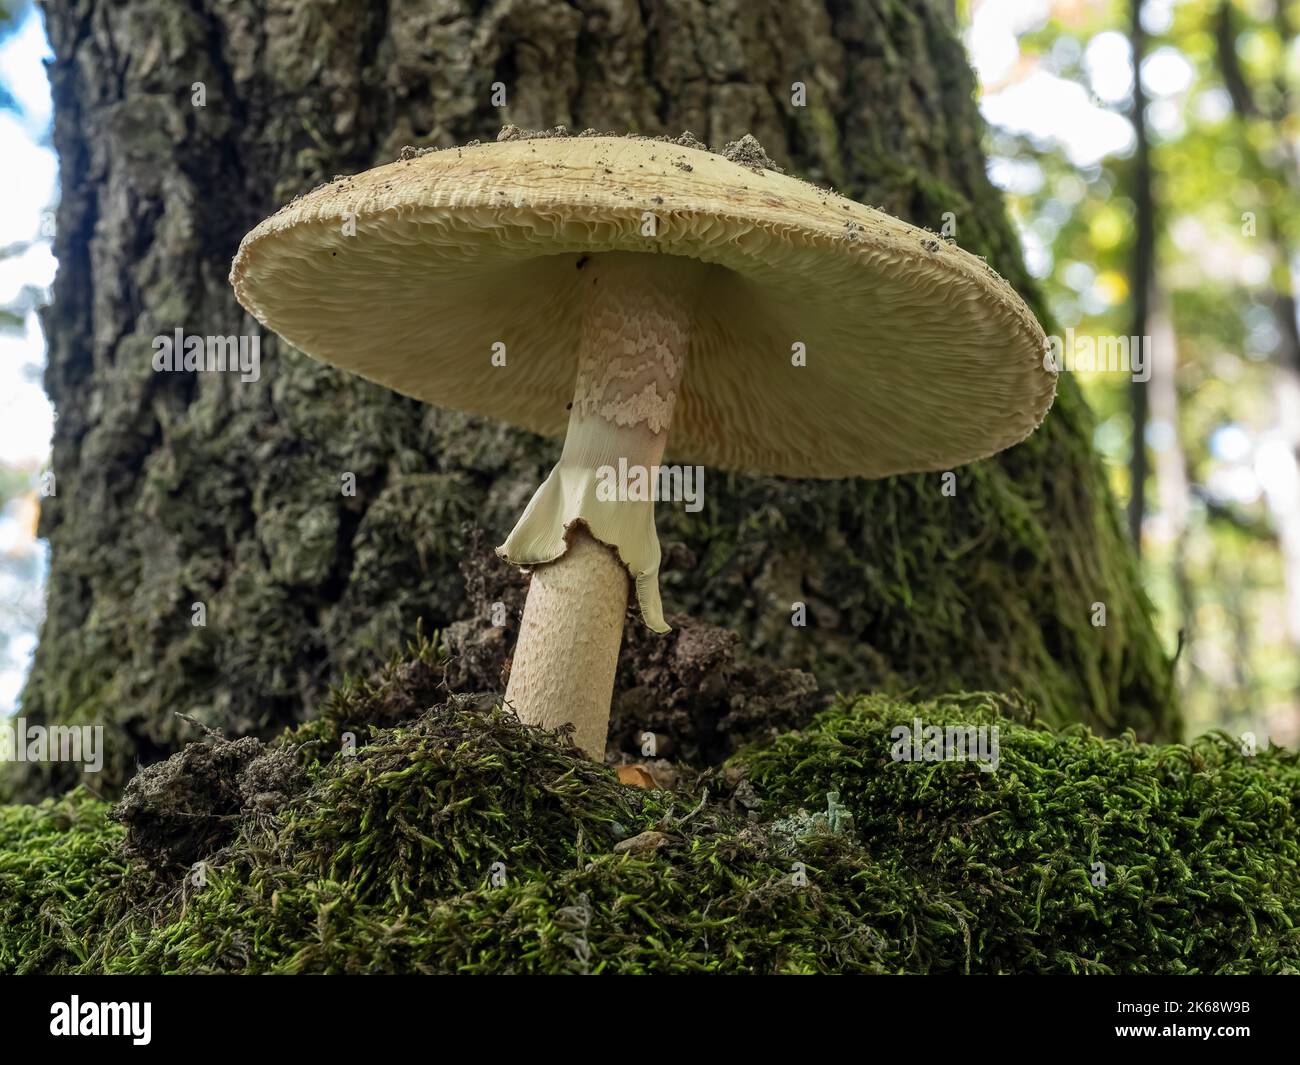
[1264,370,1300,644]
[1127,0,1154,551]
[1148,300,1194,655]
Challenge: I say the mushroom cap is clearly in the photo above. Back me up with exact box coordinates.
[231,136,1055,479]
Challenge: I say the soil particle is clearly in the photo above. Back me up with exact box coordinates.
[720,134,783,173]
[730,777,762,812]
[497,124,572,142]
[398,144,439,161]
[238,745,304,813]
[110,731,306,867]
[613,829,677,855]
[657,131,708,150]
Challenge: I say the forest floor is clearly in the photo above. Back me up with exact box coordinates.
[2,623,1298,974]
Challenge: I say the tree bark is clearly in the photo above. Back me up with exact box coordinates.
[12,0,1177,799]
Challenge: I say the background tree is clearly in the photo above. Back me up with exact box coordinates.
[987,0,1298,742]
[7,0,1174,799]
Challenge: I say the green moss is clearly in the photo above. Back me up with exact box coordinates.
[745,693,1300,973]
[0,790,128,973]
[1,675,1292,974]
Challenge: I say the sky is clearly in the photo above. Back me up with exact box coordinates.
[0,0,1204,715]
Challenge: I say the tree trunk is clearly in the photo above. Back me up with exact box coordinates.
[11,0,1177,799]
[1126,0,1153,552]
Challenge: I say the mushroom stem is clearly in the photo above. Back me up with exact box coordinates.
[504,526,630,756]
[502,252,698,757]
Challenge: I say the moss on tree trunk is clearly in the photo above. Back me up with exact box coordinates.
[9,0,1175,801]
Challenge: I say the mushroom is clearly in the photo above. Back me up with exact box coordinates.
[230,133,1055,760]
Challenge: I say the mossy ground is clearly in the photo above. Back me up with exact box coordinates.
[1,639,1294,975]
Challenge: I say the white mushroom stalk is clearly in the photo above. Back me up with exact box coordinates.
[498,252,702,756]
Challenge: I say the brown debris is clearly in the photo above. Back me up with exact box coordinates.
[440,528,824,768]
[720,134,783,173]
[608,613,824,765]
[613,830,677,855]
[110,731,306,867]
[489,125,789,175]
[615,764,658,789]
[658,131,708,150]
[496,124,572,142]
[398,144,439,161]
[440,526,527,694]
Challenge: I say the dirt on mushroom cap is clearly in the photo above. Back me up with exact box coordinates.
[483,125,776,170]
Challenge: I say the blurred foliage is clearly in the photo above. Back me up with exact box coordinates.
[0,0,50,702]
[975,0,1300,743]
[0,0,25,109]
